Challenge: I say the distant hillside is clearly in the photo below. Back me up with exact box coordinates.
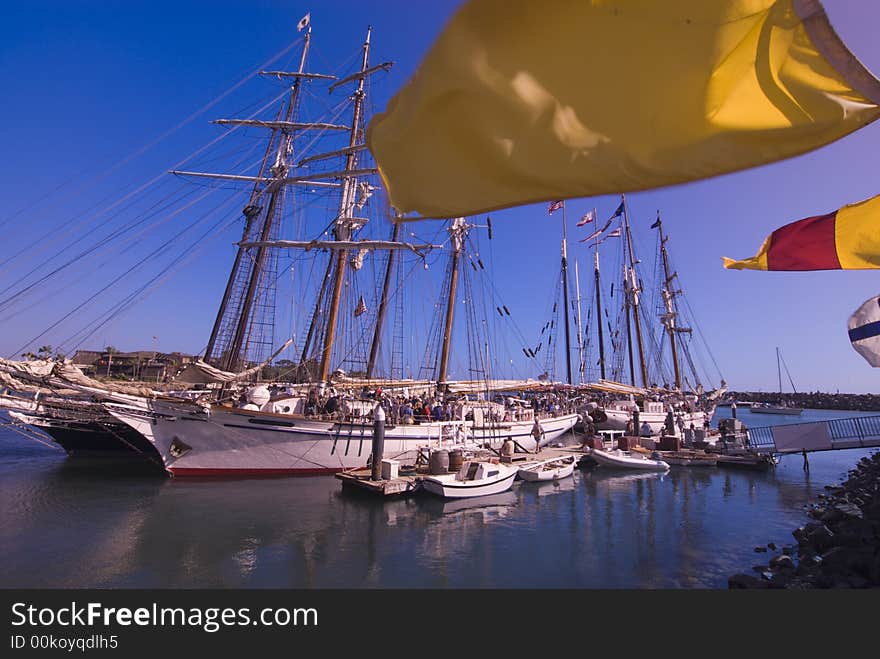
[729,391,880,412]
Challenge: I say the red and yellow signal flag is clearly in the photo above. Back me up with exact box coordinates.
[722,194,880,271]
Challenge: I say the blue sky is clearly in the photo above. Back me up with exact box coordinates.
[1,1,879,394]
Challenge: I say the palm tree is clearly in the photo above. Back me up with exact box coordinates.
[105,345,118,378]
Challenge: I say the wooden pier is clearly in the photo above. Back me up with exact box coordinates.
[336,469,421,496]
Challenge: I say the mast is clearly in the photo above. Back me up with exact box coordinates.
[623,263,636,386]
[437,218,466,385]
[574,258,585,384]
[317,27,372,383]
[366,221,400,378]
[560,203,573,384]
[217,32,311,372]
[298,256,334,378]
[776,346,782,395]
[204,34,312,368]
[594,242,606,381]
[656,212,682,390]
[622,196,649,387]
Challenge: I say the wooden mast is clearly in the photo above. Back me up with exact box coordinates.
[203,36,311,367]
[622,195,649,387]
[365,220,400,378]
[560,203,573,384]
[437,218,466,385]
[574,258,585,384]
[594,239,606,381]
[623,263,636,386]
[298,256,334,378]
[656,212,682,390]
[317,27,372,383]
[220,32,311,372]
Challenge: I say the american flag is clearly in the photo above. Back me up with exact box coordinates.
[354,295,368,317]
[547,200,564,214]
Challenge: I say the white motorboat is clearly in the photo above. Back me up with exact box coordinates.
[589,447,669,471]
[420,460,519,499]
[749,402,803,415]
[517,454,577,482]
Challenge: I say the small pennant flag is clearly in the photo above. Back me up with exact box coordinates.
[604,228,621,239]
[650,214,661,229]
[297,13,311,32]
[577,209,597,227]
[723,193,880,271]
[848,295,880,367]
[354,295,367,317]
[609,201,625,220]
[579,218,612,243]
[548,200,564,215]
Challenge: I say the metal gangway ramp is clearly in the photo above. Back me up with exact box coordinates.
[746,415,880,455]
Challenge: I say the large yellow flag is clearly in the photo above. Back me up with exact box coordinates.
[367,0,880,219]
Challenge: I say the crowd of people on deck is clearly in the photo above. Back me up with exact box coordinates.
[288,384,577,425]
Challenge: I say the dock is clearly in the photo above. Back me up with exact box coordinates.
[336,444,592,497]
[336,469,422,496]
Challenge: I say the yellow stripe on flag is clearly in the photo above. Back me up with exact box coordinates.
[367,0,880,219]
[722,236,772,271]
[834,194,880,269]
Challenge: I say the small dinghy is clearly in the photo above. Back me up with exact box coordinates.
[421,460,519,499]
[517,454,577,482]
[590,447,669,471]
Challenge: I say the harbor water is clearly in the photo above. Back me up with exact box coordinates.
[1,407,877,589]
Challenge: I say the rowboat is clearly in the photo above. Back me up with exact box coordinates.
[517,454,577,482]
[420,460,519,499]
[590,447,669,471]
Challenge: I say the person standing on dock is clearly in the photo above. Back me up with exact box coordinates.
[581,416,596,449]
[531,418,545,451]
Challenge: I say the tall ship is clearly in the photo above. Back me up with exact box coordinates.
[1,22,579,474]
[574,199,724,435]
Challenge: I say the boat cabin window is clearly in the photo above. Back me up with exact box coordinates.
[465,462,480,480]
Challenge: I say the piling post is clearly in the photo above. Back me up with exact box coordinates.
[371,403,386,481]
[731,402,737,419]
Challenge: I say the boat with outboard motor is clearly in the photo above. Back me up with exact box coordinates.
[589,447,670,471]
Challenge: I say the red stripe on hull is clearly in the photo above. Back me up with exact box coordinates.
[168,466,358,477]
[767,211,840,270]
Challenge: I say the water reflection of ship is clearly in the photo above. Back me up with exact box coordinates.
[0,459,164,587]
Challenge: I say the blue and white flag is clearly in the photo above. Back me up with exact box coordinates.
[848,295,880,366]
